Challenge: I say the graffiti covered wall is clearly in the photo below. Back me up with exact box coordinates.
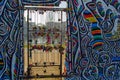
[0,0,60,79]
[0,0,120,80]
[0,0,24,79]
[65,0,120,80]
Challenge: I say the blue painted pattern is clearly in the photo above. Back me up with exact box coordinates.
[0,0,120,79]
[65,0,120,80]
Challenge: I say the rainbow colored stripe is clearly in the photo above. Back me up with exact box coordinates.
[86,2,103,24]
[83,10,103,50]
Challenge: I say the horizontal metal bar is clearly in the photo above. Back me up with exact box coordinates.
[22,75,67,79]
[24,6,67,11]
[21,73,82,79]
[29,65,60,67]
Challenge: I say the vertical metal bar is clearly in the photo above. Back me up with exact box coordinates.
[52,11,55,63]
[19,6,25,79]
[27,9,30,76]
[60,11,63,76]
[67,0,72,72]
[20,10,23,79]
[61,11,63,45]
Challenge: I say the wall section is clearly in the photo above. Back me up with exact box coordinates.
[65,0,120,80]
[0,0,60,80]
[0,0,120,80]
[0,0,24,79]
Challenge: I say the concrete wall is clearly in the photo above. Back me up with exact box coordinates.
[0,0,120,80]
[65,0,120,80]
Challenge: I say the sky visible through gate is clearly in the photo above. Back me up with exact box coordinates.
[24,1,67,25]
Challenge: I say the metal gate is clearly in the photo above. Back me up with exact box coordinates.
[23,6,67,79]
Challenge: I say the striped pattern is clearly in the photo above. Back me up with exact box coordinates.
[0,53,4,70]
[86,2,103,23]
[83,10,103,50]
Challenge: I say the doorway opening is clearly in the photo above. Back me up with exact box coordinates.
[23,2,68,79]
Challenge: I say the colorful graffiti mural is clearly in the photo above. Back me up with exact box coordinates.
[0,0,18,80]
[0,0,60,79]
[0,0,24,79]
[65,0,120,80]
[0,0,120,80]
